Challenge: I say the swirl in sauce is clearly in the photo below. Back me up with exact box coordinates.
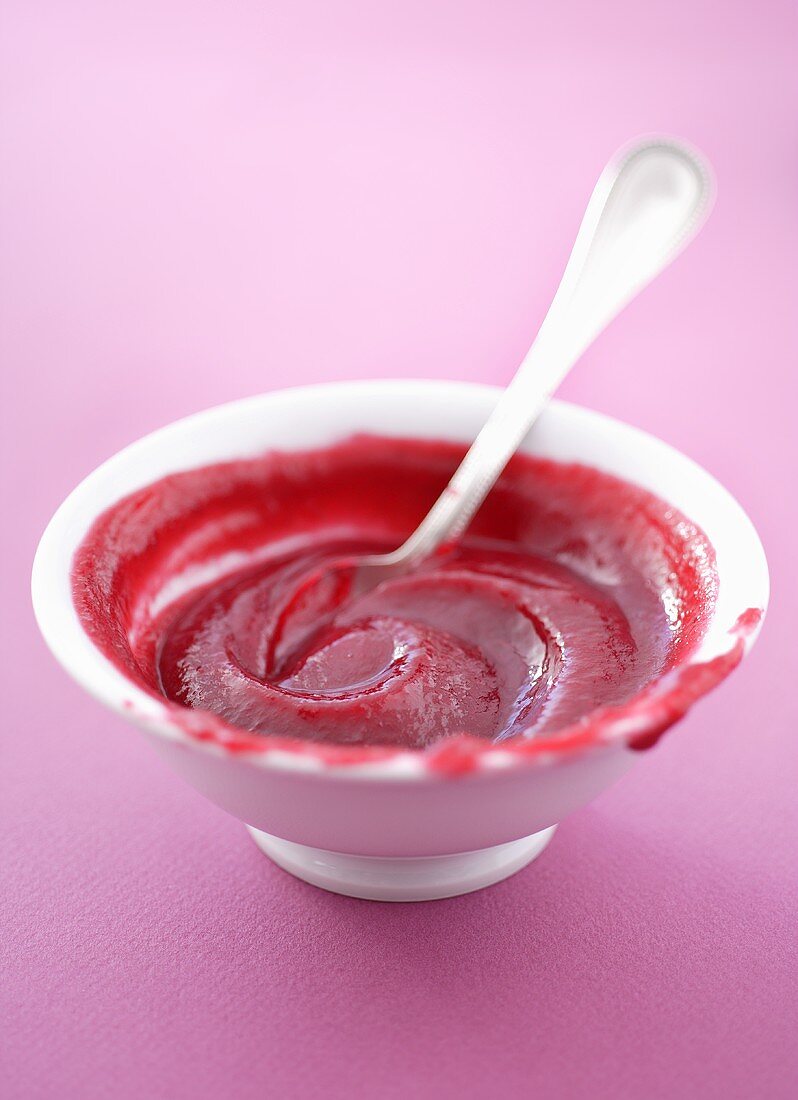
[72,436,717,751]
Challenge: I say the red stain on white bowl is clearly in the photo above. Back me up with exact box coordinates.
[71,435,749,775]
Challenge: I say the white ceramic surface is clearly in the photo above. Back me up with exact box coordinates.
[32,382,769,900]
[247,826,558,902]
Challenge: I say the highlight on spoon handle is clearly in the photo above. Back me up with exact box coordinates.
[397,136,715,563]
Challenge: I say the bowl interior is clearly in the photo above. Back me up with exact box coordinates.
[32,381,769,769]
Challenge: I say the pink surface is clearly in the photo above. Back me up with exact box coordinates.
[2,1,796,1097]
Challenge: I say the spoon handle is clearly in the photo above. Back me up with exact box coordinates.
[395,137,714,565]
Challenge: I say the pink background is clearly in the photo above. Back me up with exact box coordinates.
[2,2,797,1096]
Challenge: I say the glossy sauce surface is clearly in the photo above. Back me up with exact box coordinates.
[72,437,717,750]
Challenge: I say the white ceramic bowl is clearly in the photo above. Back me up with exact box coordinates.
[32,382,769,901]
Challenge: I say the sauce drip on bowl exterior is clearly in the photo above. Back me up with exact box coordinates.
[72,436,717,750]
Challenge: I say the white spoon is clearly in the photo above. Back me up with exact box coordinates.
[269,136,714,668]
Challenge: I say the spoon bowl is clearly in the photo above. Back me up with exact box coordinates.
[269,139,714,650]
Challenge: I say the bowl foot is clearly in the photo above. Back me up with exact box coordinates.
[246,825,557,901]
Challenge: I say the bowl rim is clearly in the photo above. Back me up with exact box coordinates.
[32,380,769,781]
